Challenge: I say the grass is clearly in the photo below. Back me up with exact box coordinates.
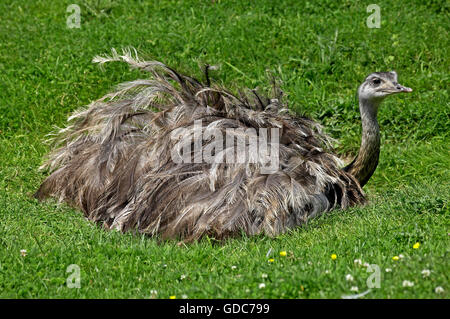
[0,0,448,298]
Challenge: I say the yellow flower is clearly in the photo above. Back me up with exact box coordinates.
[280,251,287,257]
[331,254,337,260]
[169,295,176,299]
[268,258,274,263]
[392,256,399,261]
[413,242,420,249]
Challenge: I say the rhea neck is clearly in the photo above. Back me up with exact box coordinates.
[344,95,381,187]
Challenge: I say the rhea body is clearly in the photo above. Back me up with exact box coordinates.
[36,51,412,241]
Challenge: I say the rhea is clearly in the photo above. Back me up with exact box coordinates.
[35,50,412,241]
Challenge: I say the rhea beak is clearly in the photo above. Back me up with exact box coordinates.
[394,83,413,93]
[380,82,413,94]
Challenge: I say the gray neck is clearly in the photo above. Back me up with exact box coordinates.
[344,97,381,187]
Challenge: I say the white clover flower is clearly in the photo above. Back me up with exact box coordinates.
[150,290,158,295]
[259,283,266,289]
[399,254,405,259]
[20,249,27,257]
[180,274,186,280]
[421,269,431,278]
[231,265,237,270]
[350,286,359,292]
[402,280,414,287]
[363,262,370,267]
[385,268,392,272]
[182,294,188,299]
[354,259,362,265]
[261,273,268,279]
[435,286,444,294]
[345,274,354,282]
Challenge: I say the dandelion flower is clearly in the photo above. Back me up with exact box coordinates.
[402,280,414,287]
[413,242,420,249]
[350,286,359,292]
[268,258,274,263]
[20,249,27,257]
[392,256,400,261]
[435,286,444,294]
[345,274,354,282]
[259,283,266,289]
[331,254,337,260]
[421,269,431,278]
[279,251,287,257]
[169,295,176,299]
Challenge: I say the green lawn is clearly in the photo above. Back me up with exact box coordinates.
[0,0,448,298]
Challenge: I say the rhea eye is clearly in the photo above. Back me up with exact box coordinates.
[372,78,381,85]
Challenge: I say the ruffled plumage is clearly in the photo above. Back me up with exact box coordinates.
[36,49,365,241]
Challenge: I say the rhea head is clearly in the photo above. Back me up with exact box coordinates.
[359,71,412,103]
